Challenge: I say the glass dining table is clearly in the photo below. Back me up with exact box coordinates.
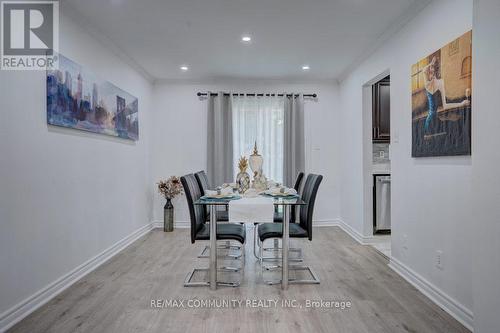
[195,195,305,290]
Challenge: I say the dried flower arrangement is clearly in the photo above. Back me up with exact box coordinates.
[157,176,183,200]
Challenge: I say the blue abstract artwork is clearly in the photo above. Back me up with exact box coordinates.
[47,54,138,140]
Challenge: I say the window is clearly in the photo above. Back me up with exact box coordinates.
[232,95,284,183]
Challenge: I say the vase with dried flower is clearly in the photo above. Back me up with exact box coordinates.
[157,176,183,232]
[236,156,251,193]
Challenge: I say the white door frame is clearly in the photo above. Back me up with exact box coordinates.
[361,69,390,240]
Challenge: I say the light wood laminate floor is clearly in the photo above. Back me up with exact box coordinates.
[9,226,469,333]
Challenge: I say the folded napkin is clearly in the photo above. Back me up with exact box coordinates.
[267,180,278,188]
[200,195,240,202]
[229,196,274,223]
[205,187,234,197]
[262,187,298,196]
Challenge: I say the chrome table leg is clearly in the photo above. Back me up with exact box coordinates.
[282,205,290,290]
[209,204,217,290]
[253,224,260,259]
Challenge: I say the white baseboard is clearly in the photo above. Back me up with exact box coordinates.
[334,219,473,331]
[173,221,189,228]
[152,220,189,229]
[313,219,340,227]
[152,221,163,229]
[0,222,156,333]
[336,219,367,244]
[335,219,390,245]
[389,257,473,332]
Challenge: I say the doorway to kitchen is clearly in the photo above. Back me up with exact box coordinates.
[362,71,391,258]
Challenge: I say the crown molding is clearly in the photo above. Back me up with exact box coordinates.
[153,77,338,86]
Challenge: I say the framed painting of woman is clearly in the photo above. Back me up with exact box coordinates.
[411,31,472,157]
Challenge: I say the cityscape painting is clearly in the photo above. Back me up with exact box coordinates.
[47,54,139,140]
[411,31,471,157]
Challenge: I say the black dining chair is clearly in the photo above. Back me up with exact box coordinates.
[272,172,304,223]
[194,170,210,193]
[181,174,246,287]
[194,170,237,257]
[253,172,305,260]
[194,170,229,222]
[256,173,323,284]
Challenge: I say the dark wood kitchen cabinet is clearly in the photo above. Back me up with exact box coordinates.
[372,75,390,143]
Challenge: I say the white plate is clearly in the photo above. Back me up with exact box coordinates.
[264,192,298,197]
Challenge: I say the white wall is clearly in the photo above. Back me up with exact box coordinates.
[151,81,340,225]
[0,10,153,319]
[471,0,500,331]
[338,0,473,324]
[4,0,496,331]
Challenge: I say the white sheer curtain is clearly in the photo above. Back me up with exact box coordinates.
[232,94,285,183]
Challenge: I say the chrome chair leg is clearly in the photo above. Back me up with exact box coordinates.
[263,246,302,254]
[259,237,264,278]
[259,237,320,285]
[198,245,243,259]
[263,264,320,284]
[219,266,240,272]
[184,268,209,287]
[253,224,303,261]
[261,249,303,262]
[288,265,320,284]
[253,225,303,262]
[259,238,284,285]
[220,240,241,250]
[263,240,303,256]
[186,238,245,287]
[184,268,240,287]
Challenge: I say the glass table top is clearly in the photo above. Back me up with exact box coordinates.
[194,195,305,206]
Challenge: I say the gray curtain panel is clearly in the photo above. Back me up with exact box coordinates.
[283,93,305,187]
[207,91,234,187]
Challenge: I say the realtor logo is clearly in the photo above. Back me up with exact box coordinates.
[1,0,59,70]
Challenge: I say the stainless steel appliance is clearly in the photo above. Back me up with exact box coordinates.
[374,175,391,233]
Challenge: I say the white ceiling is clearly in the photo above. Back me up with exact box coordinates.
[62,0,431,82]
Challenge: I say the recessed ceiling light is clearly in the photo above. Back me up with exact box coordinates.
[180,65,189,71]
[302,65,310,71]
[241,35,252,43]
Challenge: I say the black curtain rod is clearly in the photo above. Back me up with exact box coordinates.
[197,92,317,98]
